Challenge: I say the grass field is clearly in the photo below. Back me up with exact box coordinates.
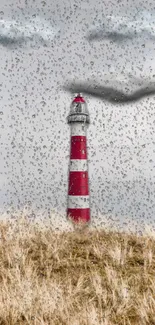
[0,213,154,325]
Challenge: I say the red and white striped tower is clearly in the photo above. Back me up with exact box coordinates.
[67,93,91,226]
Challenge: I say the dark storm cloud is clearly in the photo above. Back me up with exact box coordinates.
[86,31,134,42]
[86,29,155,43]
[63,82,155,103]
[86,10,155,43]
[0,17,60,48]
[0,35,26,48]
[0,34,50,49]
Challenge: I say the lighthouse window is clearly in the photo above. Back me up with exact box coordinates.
[82,149,85,154]
[75,103,82,112]
[83,173,85,178]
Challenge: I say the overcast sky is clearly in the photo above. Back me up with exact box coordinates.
[0,0,155,233]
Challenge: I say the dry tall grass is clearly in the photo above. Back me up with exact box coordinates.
[0,214,154,325]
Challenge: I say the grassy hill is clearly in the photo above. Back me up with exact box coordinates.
[0,215,154,325]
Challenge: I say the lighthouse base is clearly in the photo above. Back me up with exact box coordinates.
[67,208,90,222]
[67,208,90,231]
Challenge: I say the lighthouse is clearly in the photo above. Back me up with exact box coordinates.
[67,93,91,227]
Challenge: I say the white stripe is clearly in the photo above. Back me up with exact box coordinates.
[71,123,87,136]
[68,195,90,209]
[69,159,88,171]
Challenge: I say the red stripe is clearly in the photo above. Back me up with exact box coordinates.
[68,171,89,195]
[70,136,87,160]
[67,208,90,222]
